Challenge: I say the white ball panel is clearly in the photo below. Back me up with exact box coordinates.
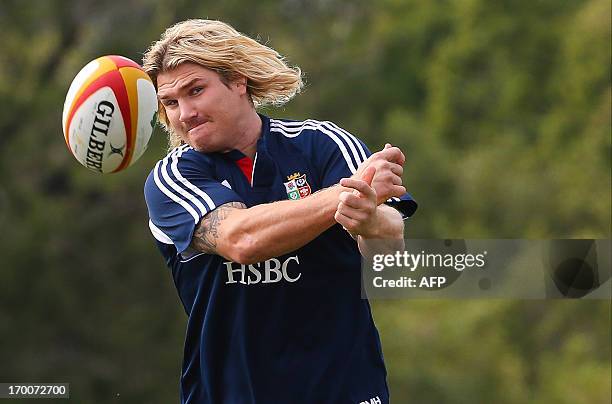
[130,78,159,164]
[68,87,126,173]
[62,59,100,136]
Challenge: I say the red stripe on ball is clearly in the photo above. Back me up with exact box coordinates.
[108,55,141,69]
[66,70,133,169]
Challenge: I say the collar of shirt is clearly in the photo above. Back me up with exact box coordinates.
[221,114,276,188]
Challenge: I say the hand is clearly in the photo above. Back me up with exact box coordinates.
[353,144,406,204]
[335,166,380,238]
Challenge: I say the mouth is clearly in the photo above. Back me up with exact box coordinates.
[187,121,208,134]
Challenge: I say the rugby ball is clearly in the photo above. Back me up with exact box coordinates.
[62,55,158,173]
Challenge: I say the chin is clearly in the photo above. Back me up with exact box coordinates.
[186,133,209,151]
[190,138,222,153]
[190,142,212,152]
[185,128,214,151]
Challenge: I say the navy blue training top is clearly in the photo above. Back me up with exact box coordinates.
[144,115,417,404]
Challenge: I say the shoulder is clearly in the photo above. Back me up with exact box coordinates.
[157,144,216,169]
[144,145,215,196]
[269,117,348,140]
[269,117,367,153]
[145,145,216,179]
[269,117,370,172]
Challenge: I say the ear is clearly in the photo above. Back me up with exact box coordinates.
[233,75,248,95]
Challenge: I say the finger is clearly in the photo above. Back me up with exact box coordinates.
[334,211,359,230]
[389,162,403,176]
[377,172,403,186]
[377,147,404,164]
[377,170,403,185]
[339,191,363,208]
[389,185,406,198]
[380,146,405,166]
[377,185,407,203]
[339,191,375,210]
[358,149,398,176]
[398,148,406,165]
[385,143,392,149]
[339,178,376,200]
[361,166,376,186]
[372,161,403,176]
[336,202,370,222]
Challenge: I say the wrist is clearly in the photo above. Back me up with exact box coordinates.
[314,184,350,223]
[376,206,404,239]
[367,210,382,239]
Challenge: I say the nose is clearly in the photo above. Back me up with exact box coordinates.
[178,100,198,123]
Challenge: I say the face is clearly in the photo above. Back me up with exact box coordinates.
[157,63,249,152]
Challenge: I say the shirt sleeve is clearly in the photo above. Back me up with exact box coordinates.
[312,120,418,218]
[144,149,245,253]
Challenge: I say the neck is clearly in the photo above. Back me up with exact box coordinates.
[231,109,261,160]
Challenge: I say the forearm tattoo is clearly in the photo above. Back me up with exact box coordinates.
[191,201,247,254]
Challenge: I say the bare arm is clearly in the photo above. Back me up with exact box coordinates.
[190,185,346,264]
[191,201,247,254]
[190,145,406,264]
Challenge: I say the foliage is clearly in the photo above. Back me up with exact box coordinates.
[0,0,609,402]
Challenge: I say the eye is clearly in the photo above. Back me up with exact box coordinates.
[189,86,204,96]
[161,99,178,107]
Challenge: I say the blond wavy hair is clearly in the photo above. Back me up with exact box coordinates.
[142,19,304,149]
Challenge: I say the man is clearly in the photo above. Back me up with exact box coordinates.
[143,19,417,404]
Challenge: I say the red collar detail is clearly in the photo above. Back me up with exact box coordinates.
[235,156,254,185]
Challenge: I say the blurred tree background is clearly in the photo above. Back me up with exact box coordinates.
[0,0,609,402]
